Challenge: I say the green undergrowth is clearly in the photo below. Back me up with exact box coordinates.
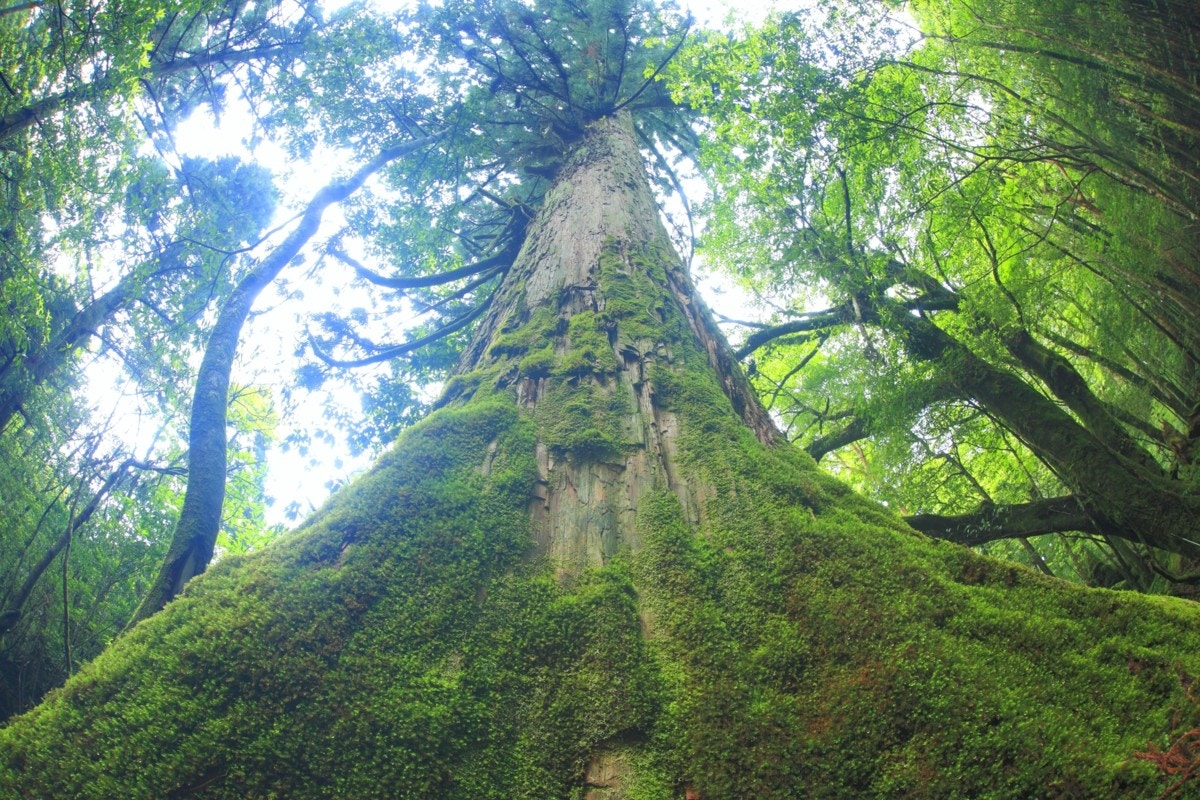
[3,253,1200,798]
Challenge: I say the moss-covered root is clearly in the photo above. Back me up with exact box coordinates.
[629,357,1200,798]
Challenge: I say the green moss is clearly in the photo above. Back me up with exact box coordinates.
[487,306,559,359]
[4,244,1200,798]
[554,310,619,377]
[438,368,489,406]
[517,345,555,377]
[619,388,1199,797]
[597,246,672,346]
[0,396,666,799]
[533,376,631,460]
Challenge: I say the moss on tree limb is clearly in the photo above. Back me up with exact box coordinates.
[905,495,1099,545]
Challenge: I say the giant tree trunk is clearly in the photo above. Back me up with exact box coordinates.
[451,113,782,571]
[3,113,1200,798]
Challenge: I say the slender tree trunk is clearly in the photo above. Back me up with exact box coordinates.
[0,462,131,637]
[129,134,438,624]
[0,272,135,433]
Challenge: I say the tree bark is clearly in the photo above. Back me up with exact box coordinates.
[805,416,870,462]
[1002,328,1158,470]
[453,112,781,570]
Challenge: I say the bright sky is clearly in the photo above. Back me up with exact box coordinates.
[159,0,779,528]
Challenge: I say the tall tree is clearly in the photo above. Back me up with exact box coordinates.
[0,0,301,718]
[0,0,308,434]
[129,132,441,624]
[2,2,1200,797]
[680,0,1200,587]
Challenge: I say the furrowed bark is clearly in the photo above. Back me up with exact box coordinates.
[454,111,781,570]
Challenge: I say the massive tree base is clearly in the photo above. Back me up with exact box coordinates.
[2,349,1199,798]
[3,115,1198,799]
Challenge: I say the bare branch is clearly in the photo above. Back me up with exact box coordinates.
[310,296,494,369]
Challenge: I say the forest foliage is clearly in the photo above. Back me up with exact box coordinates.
[674,0,1200,591]
[0,0,1197,737]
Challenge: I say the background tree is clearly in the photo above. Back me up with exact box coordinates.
[676,0,1200,593]
[129,131,441,623]
[0,0,313,717]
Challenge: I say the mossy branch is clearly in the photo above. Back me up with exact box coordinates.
[904,495,1098,546]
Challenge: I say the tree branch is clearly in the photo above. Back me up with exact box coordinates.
[905,496,1097,546]
[128,132,441,626]
[310,294,494,368]
[0,43,301,142]
[330,246,511,290]
[806,416,870,462]
[734,291,956,359]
